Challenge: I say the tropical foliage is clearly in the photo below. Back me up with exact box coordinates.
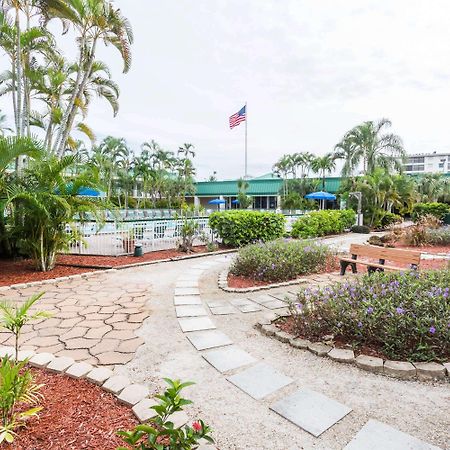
[289,270,450,361]
[291,210,356,238]
[230,239,335,283]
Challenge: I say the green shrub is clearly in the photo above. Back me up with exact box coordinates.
[351,225,370,234]
[380,212,402,228]
[289,270,450,361]
[412,203,450,221]
[230,239,335,282]
[291,209,356,238]
[208,211,285,247]
[424,226,450,246]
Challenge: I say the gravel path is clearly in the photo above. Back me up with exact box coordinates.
[115,254,449,450]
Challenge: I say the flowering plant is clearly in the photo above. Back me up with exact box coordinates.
[289,269,450,361]
[117,378,214,450]
[230,239,335,282]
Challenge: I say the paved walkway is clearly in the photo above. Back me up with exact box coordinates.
[0,233,447,449]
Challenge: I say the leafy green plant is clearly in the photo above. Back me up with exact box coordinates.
[117,378,214,450]
[289,269,450,361]
[426,226,450,246]
[230,239,335,282]
[291,209,356,238]
[0,292,50,360]
[402,215,442,246]
[412,202,450,221]
[209,211,285,247]
[0,357,43,444]
[380,212,402,229]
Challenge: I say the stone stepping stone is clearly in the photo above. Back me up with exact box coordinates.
[251,294,278,305]
[202,346,257,373]
[262,300,288,310]
[175,281,199,288]
[270,388,352,437]
[186,330,233,350]
[229,298,253,307]
[177,276,200,282]
[176,305,208,317]
[227,363,293,400]
[174,295,202,305]
[174,288,200,296]
[238,304,262,313]
[344,419,442,450]
[210,305,237,315]
[270,292,296,302]
[206,300,227,308]
[178,317,216,332]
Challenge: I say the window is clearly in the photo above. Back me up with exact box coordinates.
[407,156,425,164]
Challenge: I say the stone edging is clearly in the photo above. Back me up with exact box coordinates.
[218,269,306,293]
[255,315,450,383]
[0,249,237,291]
[0,346,197,429]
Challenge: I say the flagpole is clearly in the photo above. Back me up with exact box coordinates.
[244,101,248,178]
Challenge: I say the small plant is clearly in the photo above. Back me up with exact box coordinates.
[351,225,370,234]
[0,358,43,444]
[117,378,214,450]
[402,214,442,246]
[230,239,335,282]
[199,231,218,252]
[176,205,201,253]
[0,292,50,360]
[412,202,450,222]
[426,226,450,246]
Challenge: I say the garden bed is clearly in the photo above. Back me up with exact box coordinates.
[11,367,138,450]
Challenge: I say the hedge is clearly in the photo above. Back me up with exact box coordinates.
[208,210,285,247]
[412,203,450,221]
[291,209,356,239]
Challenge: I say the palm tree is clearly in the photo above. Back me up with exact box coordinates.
[273,154,292,196]
[310,153,336,190]
[43,0,133,156]
[177,143,195,199]
[335,118,405,176]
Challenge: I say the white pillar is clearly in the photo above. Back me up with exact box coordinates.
[194,196,200,207]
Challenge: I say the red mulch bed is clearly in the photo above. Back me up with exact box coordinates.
[0,245,229,287]
[276,317,390,359]
[11,368,138,450]
[0,259,98,287]
[395,244,450,254]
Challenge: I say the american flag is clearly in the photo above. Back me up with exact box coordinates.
[229,105,246,129]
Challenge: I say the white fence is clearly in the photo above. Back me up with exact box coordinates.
[66,213,305,256]
[67,218,212,256]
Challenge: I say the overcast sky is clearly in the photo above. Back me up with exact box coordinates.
[2,0,450,180]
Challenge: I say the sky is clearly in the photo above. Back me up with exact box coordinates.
[2,0,450,180]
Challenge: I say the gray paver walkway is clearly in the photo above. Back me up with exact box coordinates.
[202,346,257,373]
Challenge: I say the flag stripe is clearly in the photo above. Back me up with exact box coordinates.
[229,105,246,129]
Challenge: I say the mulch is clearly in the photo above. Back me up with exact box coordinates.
[0,245,226,287]
[11,367,138,450]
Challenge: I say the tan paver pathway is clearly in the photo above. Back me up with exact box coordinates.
[0,271,150,367]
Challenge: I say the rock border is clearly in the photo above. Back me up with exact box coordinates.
[0,249,236,291]
[0,345,216,448]
[254,315,450,383]
[218,269,306,293]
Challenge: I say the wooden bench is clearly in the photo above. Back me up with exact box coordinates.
[340,244,421,275]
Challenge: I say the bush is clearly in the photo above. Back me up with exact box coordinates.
[380,212,402,228]
[402,215,442,246]
[351,225,370,234]
[291,210,356,238]
[230,239,335,282]
[426,226,450,246]
[412,203,450,221]
[289,270,450,361]
[208,211,285,247]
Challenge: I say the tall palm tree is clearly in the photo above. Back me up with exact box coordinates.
[273,154,292,196]
[310,153,336,190]
[334,118,405,177]
[42,0,133,156]
[177,143,195,199]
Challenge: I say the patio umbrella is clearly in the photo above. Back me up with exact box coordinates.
[305,191,336,210]
[231,199,240,204]
[208,199,226,205]
[304,191,336,200]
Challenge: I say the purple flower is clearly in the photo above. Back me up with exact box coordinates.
[366,307,374,314]
[296,303,303,310]
[357,321,363,328]
[429,326,436,334]
[396,307,404,315]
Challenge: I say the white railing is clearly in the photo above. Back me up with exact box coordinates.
[67,217,212,256]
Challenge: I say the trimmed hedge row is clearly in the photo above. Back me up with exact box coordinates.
[208,210,285,247]
[412,202,450,221]
[291,209,356,238]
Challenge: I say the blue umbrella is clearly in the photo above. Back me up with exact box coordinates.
[208,199,226,205]
[231,199,240,204]
[304,191,336,200]
[77,187,104,197]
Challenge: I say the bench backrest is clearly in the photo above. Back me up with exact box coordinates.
[349,244,421,265]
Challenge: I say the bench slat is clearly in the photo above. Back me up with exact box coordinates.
[340,258,412,271]
[348,243,421,265]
